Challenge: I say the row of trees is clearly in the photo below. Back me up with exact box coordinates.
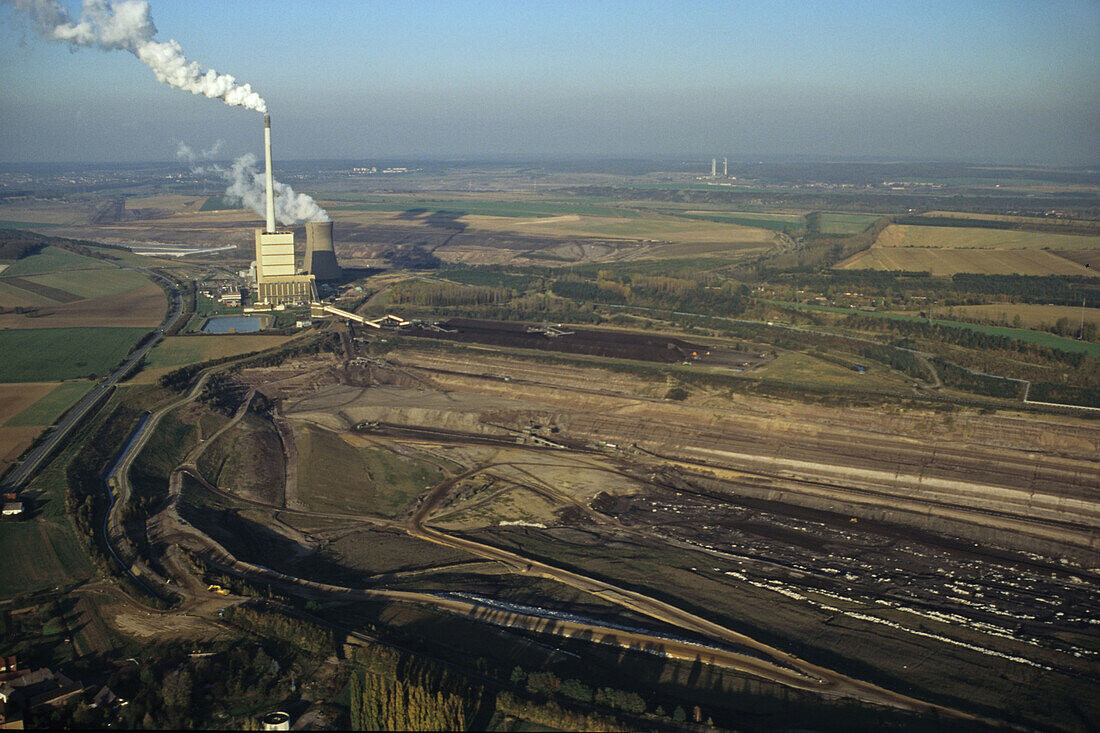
[390,281,514,307]
[549,273,750,319]
[222,605,334,656]
[839,314,1087,369]
[349,671,470,731]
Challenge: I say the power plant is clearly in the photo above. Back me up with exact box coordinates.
[304,221,342,281]
[252,115,329,306]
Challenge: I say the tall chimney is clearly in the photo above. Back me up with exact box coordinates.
[263,115,276,233]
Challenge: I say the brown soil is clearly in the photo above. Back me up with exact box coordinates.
[1055,249,1100,268]
[404,317,770,367]
[0,425,44,476]
[0,285,166,329]
[0,383,59,423]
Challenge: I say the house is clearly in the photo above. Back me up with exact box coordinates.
[219,289,243,307]
[0,669,83,715]
[1,503,23,517]
[90,685,121,709]
[0,658,20,684]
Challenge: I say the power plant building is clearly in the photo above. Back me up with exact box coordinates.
[254,115,315,306]
[304,221,342,280]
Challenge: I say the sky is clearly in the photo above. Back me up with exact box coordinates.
[0,0,1097,165]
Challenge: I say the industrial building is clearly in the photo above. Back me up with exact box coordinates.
[304,221,342,280]
[253,116,316,306]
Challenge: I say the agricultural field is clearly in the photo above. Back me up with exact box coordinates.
[0,519,95,599]
[679,210,805,231]
[0,383,60,425]
[813,212,881,234]
[0,425,45,480]
[124,194,207,212]
[836,246,1094,277]
[0,279,58,308]
[27,266,153,299]
[4,382,94,427]
[873,223,1100,250]
[0,384,58,475]
[319,195,636,219]
[0,243,166,330]
[0,327,151,382]
[1,246,113,276]
[922,210,1095,227]
[335,207,777,245]
[0,387,104,598]
[773,300,1100,357]
[0,285,164,330]
[199,195,243,211]
[0,199,90,228]
[923,303,1100,332]
[131,333,295,383]
[1056,249,1100,268]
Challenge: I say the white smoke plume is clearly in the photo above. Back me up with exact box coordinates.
[175,138,223,164]
[5,0,267,113]
[223,153,330,225]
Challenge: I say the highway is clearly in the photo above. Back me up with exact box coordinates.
[0,265,185,491]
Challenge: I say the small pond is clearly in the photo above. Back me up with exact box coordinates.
[202,315,267,334]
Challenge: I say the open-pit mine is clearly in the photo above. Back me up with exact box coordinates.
[113,317,1100,730]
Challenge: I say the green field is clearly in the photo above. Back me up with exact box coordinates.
[4,381,94,427]
[0,279,57,307]
[200,195,244,211]
[752,351,907,391]
[142,334,294,370]
[771,300,1100,357]
[0,521,94,599]
[295,424,444,517]
[814,213,881,235]
[676,211,804,231]
[0,246,113,276]
[0,327,151,382]
[0,387,111,599]
[26,267,153,299]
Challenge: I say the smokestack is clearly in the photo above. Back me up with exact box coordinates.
[264,115,276,233]
[711,158,717,177]
[723,157,728,177]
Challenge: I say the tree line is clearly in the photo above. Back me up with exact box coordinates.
[349,671,470,731]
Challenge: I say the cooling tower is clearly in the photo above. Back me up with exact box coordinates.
[304,221,342,280]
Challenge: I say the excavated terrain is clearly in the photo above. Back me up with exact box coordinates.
[178,331,1100,729]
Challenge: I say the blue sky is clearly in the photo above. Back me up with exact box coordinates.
[1,0,1097,163]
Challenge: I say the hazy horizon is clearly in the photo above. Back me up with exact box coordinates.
[1,0,1097,166]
